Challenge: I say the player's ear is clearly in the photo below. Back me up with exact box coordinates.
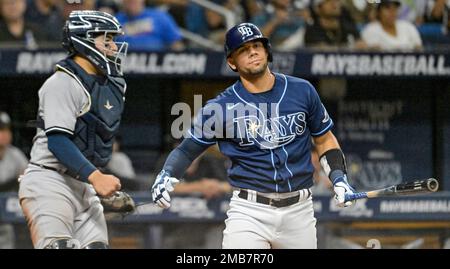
[227,57,237,72]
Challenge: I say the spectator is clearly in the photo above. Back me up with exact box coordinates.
[361,0,423,51]
[24,0,64,44]
[154,137,231,200]
[105,137,140,191]
[0,112,27,192]
[184,0,244,47]
[185,2,210,39]
[97,0,120,15]
[0,0,46,49]
[154,139,231,249]
[251,0,308,50]
[151,0,189,28]
[61,0,96,20]
[397,0,428,24]
[426,0,448,22]
[205,0,245,44]
[445,1,450,34]
[0,112,28,249]
[115,0,184,51]
[423,0,450,35]
[304,0,367,49]
[342,0,377,25]
[172,150,231,199]
[164,151,231,249]
[242,0,265,21]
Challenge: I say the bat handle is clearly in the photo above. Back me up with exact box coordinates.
[345,192,368,202]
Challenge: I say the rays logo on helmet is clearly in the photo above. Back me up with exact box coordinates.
[237,26,254,39]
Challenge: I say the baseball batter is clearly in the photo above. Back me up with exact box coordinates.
[152,23,357,249]
[18,11,128,249]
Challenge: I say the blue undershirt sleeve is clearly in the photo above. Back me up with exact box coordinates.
[162,138,210,178]
[47,132,97,182]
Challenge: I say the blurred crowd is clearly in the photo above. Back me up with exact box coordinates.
[0,0,449,51]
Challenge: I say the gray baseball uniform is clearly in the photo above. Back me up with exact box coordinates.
[0,145,28,249]
[19,10,129,249]
[28,71,90,171]
[0,146,28,186]
[18,71,107,249]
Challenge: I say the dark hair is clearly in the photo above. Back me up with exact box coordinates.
[377,0,401,11]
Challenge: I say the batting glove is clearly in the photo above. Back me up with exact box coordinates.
[151,170,180,209]
[333,175,356,207]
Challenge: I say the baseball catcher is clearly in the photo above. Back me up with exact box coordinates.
[18,10,128,249]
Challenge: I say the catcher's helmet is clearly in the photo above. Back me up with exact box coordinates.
[224,23,272,62]
[62,10,128,76]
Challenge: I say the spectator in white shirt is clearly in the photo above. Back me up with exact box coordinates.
[361,0,423,51]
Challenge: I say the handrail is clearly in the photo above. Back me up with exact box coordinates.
[189,0,237,30]
[157,0,236,50]
[178,28,222,51]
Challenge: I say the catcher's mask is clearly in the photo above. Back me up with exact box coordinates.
[62,10,128,76]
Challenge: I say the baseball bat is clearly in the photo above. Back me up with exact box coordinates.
[345,178,439,202]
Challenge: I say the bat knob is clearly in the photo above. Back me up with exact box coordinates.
[427,178,439,192]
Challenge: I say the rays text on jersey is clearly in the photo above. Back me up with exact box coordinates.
[170,95,307,148]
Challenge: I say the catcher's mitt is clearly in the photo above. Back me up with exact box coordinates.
[99,191,136,214]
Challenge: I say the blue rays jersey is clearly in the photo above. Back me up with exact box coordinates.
[189,73,333,193]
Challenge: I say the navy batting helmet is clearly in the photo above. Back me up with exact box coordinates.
[62,10,128,76]
[224,23,272,62]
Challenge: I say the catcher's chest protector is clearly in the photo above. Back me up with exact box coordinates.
[56,58,126,167]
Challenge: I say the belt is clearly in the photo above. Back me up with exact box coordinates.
[29,162,81,180]
[238,189,311,208]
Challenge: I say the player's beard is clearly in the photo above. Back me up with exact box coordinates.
[241,60,269,77]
